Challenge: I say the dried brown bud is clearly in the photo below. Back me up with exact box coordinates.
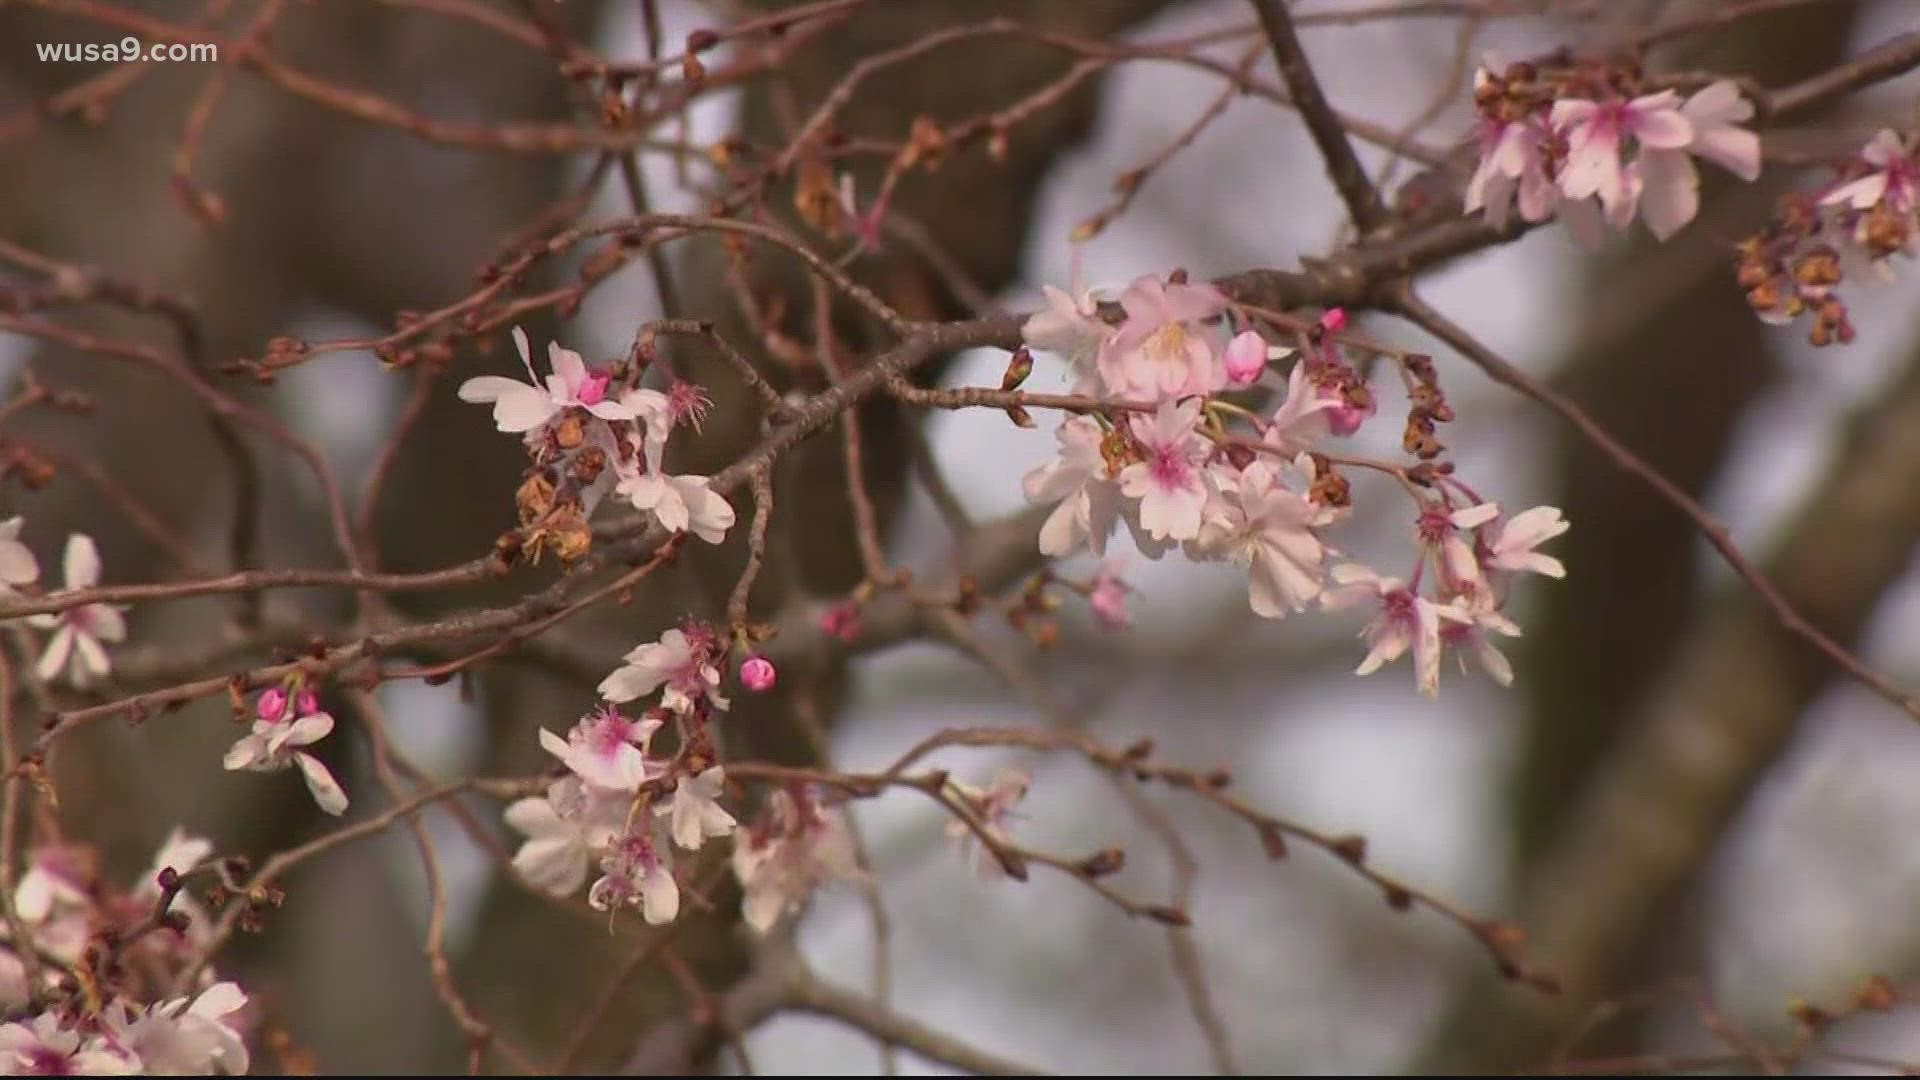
[1000,346,1033,391]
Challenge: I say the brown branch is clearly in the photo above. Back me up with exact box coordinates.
[1249,0,1389,231]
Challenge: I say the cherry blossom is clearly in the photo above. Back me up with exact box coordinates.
[1321,564,1471,699]
[1194,459,1332,618]
[0,518,37,597]
[1440,592,1524,689]
[597,626,727,714]
[504,777,625,897]
[103,982,251,1076]
[538,706,663,792]
[1823,129,1918,213]
[1465,115,1558,229]
[1021,264,1110,383]
[222,709,349,816]
[657,767,737,852]
[1265,359,1340,456]
[14,846,90,925]
[1023,415,1121,558]
[944,767,1031,880]
[28,534,125,689]
[1553,90,1693,225]
[1631,81,1763,240]
[617,469,736,545]
[457,326,634,435]
[1119,399,1212,543]
[0,1013,136,1075]
[732,788,864,933]
[1469,504,1570,581]
[588,825,680,925]
[1096,275,1227,400]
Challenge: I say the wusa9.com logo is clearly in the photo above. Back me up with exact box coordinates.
[36,37,218,63]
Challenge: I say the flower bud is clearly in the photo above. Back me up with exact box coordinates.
[256,687,288,723]
[740,655,777,693]
[1319,308,1348,333]
[1223,331,1267,386]
[296,690,319,717]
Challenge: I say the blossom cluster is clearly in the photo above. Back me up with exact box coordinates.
[1465,58,1761,244]
[502,621,863,932]
[1018,269,1568,697]
[0,830,252,1075]
[459,327,735,563]
[1737,128,1919,345]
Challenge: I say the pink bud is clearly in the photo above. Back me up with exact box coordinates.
[577,372,610,407]
[1317,382,1375,436]
[255,687,288,722]
[296,690,319,717]
[740,655,777,693]
[1319,308,1348,333]
[1223,331,1267,386]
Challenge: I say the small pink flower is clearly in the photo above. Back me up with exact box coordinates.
[1320,564,1471,699]
[740,655,777,693]
[1023,416,1122,558]
[1222,331,1268,386]
[1318,308,1348,333]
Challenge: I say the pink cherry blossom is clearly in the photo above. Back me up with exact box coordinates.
[222,710,350,815]
[457,326,636,434]
[1823,129,1918,214]
[1553,91,1693,224]
[1118,399,1212,544]
[1096,274,1227,400]
[598,627,727,714]
[538,706,663,792]
[1194,459,1332,618]
[617,469,736,545]
[1439,592,1523,688]
[732,789,865,933]
[1022,415,1122,557]
[657,767,737,851]
[0,1012,136,1075]
[1021,417,1121,553]
[103,982,252,1076]
[944,767,1031,880]
[504,777,625,897]
[1321,564,1471,698]
[1631,81,1762,240]
[1265,360,1341,455]
[28,534,126,690]
[589,825,680,925]
[1479,505,1570,580]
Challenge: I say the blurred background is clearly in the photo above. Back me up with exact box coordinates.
[4,0,1920,1073]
